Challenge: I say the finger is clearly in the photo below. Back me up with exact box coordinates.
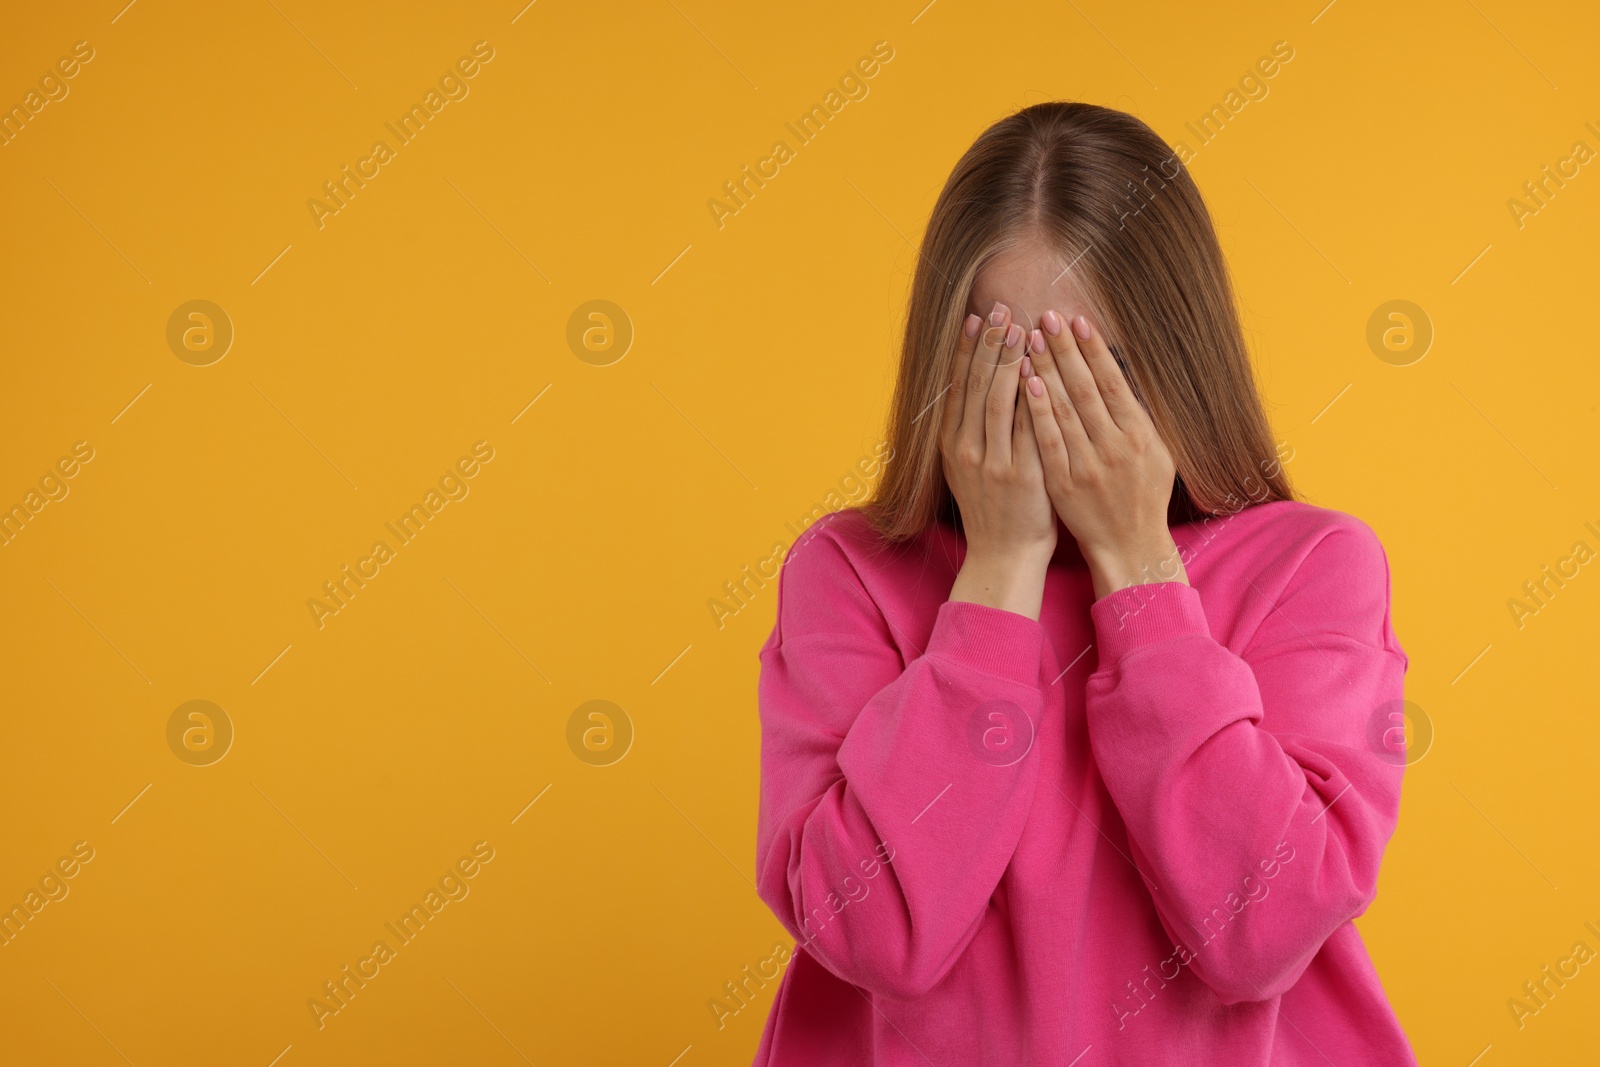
[1022,370,1070,480]
[985,320,1026,465]
[1012,372,1039,465]
[961,302,1011,454]
[1029,325,1095,459]
[940,312,982,450]
[1070,314,1146,432]
[1039,309,1115,443]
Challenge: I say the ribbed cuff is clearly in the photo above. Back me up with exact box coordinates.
[1090,581,1210,664]
[925,599,1046,686]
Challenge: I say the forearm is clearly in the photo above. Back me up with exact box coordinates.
[949,546,1053,620]
[1085,581,1404,1003]
[1084,528,1189,601]
[758,598,1051,997]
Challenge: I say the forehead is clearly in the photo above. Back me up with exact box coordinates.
[966,239,1093,332]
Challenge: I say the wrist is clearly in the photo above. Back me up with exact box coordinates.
[951,545,1052,621]
[1084,533,1188,600]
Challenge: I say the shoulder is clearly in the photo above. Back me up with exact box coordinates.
[1192,499,1389,580]
[766,507,908,648]
[1199,500,1401,657]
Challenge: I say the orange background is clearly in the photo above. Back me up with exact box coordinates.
[1,1,1597,1064]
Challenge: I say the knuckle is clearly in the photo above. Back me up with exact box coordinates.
[1068,381,1099,406]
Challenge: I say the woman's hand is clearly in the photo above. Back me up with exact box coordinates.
[1021,310,1188,600]
[941,302,1058,619]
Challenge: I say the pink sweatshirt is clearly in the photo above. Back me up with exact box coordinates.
[752,499,1416,1065]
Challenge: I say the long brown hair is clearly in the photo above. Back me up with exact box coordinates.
[861,101,1292,543]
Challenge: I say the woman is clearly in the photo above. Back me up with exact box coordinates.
[752,102,1416,1065]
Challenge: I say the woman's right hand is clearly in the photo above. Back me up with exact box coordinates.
[940,302,1058,619]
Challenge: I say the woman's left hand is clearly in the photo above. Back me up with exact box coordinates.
[1021,310,1189,600]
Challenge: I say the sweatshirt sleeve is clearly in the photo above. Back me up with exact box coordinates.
[754,525,1050,1000]
[1083,518,1409,1006]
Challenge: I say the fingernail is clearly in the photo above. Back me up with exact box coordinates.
[1028,376,1044,397]
[964,314,981,338]
[1071,314,1092,340]
[1029,329,1045,355]
[1021,354,1033,377]
[989,302,1008,327]
[1005,322,1022,348]
[1042,310,1062,336]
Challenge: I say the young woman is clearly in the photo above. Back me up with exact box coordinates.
[752,102,1415,1065]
